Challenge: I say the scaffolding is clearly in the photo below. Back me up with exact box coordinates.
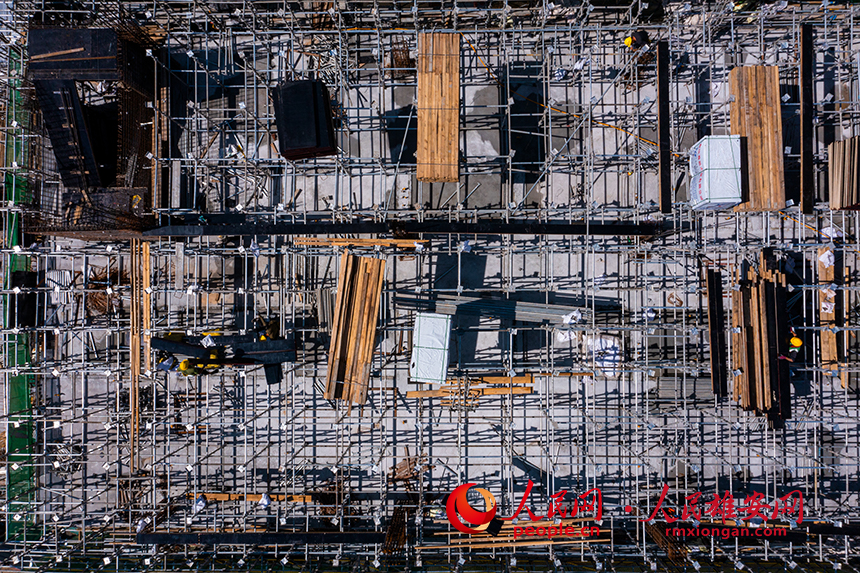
[0,0,859,571]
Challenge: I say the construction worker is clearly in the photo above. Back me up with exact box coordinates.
[778,329,803,362]
[624,29,650,51]
[788,332,803,361]
[179,353,222,376]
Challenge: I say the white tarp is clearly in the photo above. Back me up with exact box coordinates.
[584,334,624,378]
[409,313,452,384]
[688,135,743,210]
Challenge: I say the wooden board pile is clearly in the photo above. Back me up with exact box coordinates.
[416,32,460,182]
[405,374,535,410]
[730,251,792,427]
[827,137,860,209]
[729,66,785,211]
[324,253,386,405]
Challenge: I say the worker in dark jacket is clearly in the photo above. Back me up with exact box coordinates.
[624,29,650,50]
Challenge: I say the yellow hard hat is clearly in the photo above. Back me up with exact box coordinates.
[624,36,634,48]
[179,359,190,371]
[790,336,803,348]
[260,334,267,341]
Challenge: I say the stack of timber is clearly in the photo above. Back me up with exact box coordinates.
[828,137,860,209]
[729,66,785,211]
[324,253,386,405]
[730,251,791,427]
[817,247,847,386]
[405,379,534,409]
[416,32,460,182]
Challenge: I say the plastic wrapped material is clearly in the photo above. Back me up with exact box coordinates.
[409,313,452,384]
[688,135,743,210]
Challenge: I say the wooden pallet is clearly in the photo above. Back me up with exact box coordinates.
[417,32,460,182]
[324,253,386,405]
[729,66,785,211]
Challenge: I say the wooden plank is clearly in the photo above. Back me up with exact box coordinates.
[143,241,151,373]
[800,24,814,214]
[849,138,854,209]
[754,279,771,411]
[358,258,386,404]
[417,32,460,182]
[741,274,757,411]
[829,141,839,209]
[842,265,850,389]
[769,66,785,210]
[656,41,671,214]
[731,269,741,404]
[325,252,352,399]
[774,272,792,420]
[344,257,370,402]
[348,258,375,404]
[30,47,85,60]
[706,269,728,397]
[763,278,780,421]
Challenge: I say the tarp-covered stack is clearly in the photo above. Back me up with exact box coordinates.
[689,135,743,210]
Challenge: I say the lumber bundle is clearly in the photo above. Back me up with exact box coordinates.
[130,239,143,473]
[730,251,791,427]
[417,32,460,182]
[729,66,785,211]
[827,137,860,210]
[324,253,386,404]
